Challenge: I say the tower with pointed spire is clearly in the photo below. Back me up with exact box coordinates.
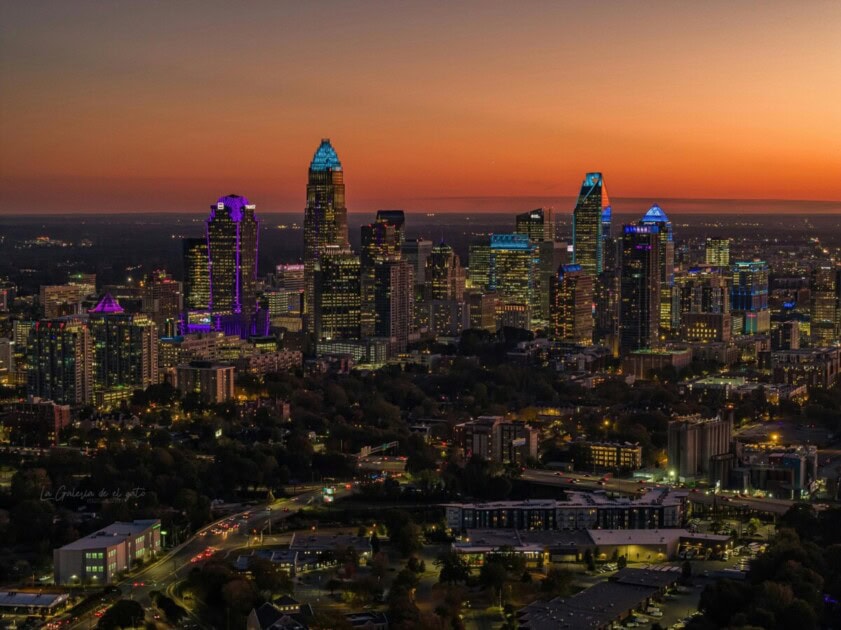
[573,173,610,276]
[304,139,348,332]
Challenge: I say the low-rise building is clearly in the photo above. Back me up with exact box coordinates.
[0,398,71,446]
[622,347,692,380]
[771,347,841,388]
[445,488,687,532]
[175,361,235,403]
[53,519,161,584]
[569,441,642,471]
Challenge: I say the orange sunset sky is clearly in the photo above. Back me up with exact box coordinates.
[1,1,840,214]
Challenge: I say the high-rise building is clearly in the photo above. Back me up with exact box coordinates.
[489,234,538,329]
[667,414,732,481]
[88,294,158,404]
[176,361,235,404]
[360,213,404,337]
[810,264,837,346]
[601,205,612,249]
[731,260,770,335]
[515,208,553,242]
[304,139,348,328]
[313,246,361,341]
[468,241,492,291]
[772,321,800,351]
[572,173,610,276]
[402,238,433,285]
[40,284,93,319]
[26,317,93,405]
[426,242,465,301]
[619,225,661,354]
[141,270,182,338]
[275,264,306,291]
[550,264,593,345]
[705,238,730,267]
[373,260,414,353]
[639,204,675,336]
[206,194,259,335]
[182,237,210,330]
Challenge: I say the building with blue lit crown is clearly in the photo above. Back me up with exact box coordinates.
[573,173,610,276]
[639,204,676,333]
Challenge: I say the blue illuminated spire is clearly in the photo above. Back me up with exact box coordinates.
[641,203,669,223]
[310,138,342,172]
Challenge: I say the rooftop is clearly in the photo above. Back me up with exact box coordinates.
[57,519,159,551]
[88,293,124,314]
[640,203,670,224]
[310,139,342,172]
[0,591,69,609]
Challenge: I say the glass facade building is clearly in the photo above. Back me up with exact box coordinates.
[573,173,610,276]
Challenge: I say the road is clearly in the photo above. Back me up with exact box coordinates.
[63,486,339,629]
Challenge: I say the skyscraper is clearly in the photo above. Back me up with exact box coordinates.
[182,237,210,330]
[313,246,361,341]
[426,242,465,302]
[374,260,414,353]
[360,212,403,337]
[550,264,593,345]
[141,270,182,337]
[206,194,259,334]
[402,238,433,285]
[468,240,492,291]
[639,204,675,336]
[573,173,610,276]
[515,208,553,242]
[304,139,348,329]
[731,260,770,335]
[489,234,538,329]
[26,317,93,405]
[810,264,837,346]
[705,238,730,267]
[88,294,158,405]
[619,224,661,354]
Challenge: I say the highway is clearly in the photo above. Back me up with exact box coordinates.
[62,486,339,629]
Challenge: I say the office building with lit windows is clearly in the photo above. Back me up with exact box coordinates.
[619,225,661,354]
[515,208,553,242]
[54,519,161,585]
[373,259,414,353]
[426,242,465,301]
[810,264,837,346]
[304,139,348,327]
[360,212,404,336]
[26,317,93,405]
[206,194,259,336]
[705,238,730,267]
[639,204,675,334]
[88,294,158,406]
[569,441,643,471]
[182,237,210,330]
[402,238,433,285]
[550,264,593,345]
[141,270,182,338]
[468,240,492,291]
[731,260,770,335]
[489,234,538,329]
[313,246,361,341]
[573,173,610,276]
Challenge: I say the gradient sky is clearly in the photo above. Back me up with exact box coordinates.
[1,1,840,214]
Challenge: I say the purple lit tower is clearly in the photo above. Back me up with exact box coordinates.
[206,194,263,336]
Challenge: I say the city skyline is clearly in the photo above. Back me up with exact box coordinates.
[2,1,841,214]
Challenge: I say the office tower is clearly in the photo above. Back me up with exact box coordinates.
[489,234,538,329]
[26,318,93,405]
[550,264,593,345]
[639,204,675,336]
[619,225,661,354]
[88,294,158,401]
[360,213,403,336]
[0,338,13,383]
[182,237,210,330]
[374,260,414,353]
[466,290,498,332]
[275,264,306,291]
[40,284,92,319]
[206,194,259,333]
[141,270,182,337]
[402,238,433,285]
[772,321,800,351]
[426,242,465,301]
[375,210,406,245]
[313,246,361,341]
[810,264,837,345]
[594,272,620,356]
[468,241,492,291]
[731,260,770,334]
[601,204,612,248]
[572,172,610,276]
[515,208,553,242]
[304,139,348,328]
[667,414,732,481]
[265,289,304,317]
[705,238,730,267]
